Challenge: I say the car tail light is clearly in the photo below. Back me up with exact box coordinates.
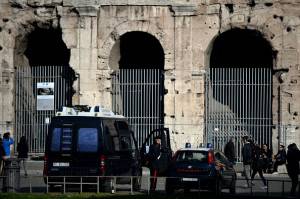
[99,155,106,174]
[43,154,48,176]
[172,151,178,161]
[208,151,214,164]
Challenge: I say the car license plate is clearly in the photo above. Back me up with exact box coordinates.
[53,162,69,167]
[182,178,198,182]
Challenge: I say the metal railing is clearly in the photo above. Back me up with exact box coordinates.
[1,174,299,198]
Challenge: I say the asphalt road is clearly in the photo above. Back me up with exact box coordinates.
[2,161,299,198]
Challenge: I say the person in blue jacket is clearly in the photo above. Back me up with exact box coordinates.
[3,132,14,158]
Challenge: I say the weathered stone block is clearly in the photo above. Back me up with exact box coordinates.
[281,49,298,67]
[60,17,79,29]
[206,4,220,14]
[62,28,77,48]
[27,0,44,7]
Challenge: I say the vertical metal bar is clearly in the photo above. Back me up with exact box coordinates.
[97,176,99,193]
[46,176,48,193]
[80,177,82,193]
[130,176,133,194]
[63,176,66,194]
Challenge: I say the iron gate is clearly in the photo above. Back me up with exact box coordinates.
[205,67,272,161]
[15,66,72,153]
[111,69,164,147]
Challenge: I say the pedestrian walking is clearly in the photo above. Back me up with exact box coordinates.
[2,132,14,158]
[286,143,300,196]
[224,136,236,164]
[241,136,252,188]
[17,136,29,177]
[262,144,272,173]
[250,144,268,189]
[0,138,6,175]
[148,136,162,191]
[272,144,286,174]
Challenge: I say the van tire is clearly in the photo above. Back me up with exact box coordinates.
[100,179,114,193]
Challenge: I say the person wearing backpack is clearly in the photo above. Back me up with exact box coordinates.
[250,144,268,189]
[241,136,252,188]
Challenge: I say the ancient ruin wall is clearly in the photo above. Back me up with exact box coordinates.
[0,0,300,151]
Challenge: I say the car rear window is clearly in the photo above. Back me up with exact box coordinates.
[176,151,208,163]
[77,128,98,152]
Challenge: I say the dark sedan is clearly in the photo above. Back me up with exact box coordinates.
[165,147,236,195]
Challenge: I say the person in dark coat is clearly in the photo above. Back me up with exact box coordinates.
[148,136,162,191]
[286,143,300,196]
[272,144,286,173]
[17,136,29,177]
[241,136,252,188]
[262,144,273,173]
[250,144,267,189]
[224,137,236,164]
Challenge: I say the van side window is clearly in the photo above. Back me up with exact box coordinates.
[77,128,98,152]
[51,127,72,152]
[51,128,61,152]
[61,128,72,152]
[120,136,131,150]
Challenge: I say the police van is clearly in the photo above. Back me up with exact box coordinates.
[43,106,141,191]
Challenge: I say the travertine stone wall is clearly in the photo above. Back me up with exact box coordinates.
[1,0,300,151]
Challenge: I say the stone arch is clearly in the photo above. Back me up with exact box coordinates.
[100,20,167,70]
[204,26,275,159]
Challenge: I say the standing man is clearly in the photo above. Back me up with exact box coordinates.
[148,136,162,191]
[224,137,236,164]
[2,132,14,158]
[286,143,300,196]
[241,136,252,188]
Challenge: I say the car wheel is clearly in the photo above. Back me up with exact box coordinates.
[214,178,222,196]
[229,177,236,194]
[184,188,190,193]
[165,180,174,194]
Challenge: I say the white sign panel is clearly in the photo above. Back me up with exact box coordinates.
[37,82,54,110]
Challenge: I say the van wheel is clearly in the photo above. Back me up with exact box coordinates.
[100,179,114,193]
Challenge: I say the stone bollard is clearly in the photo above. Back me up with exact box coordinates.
[2,158,20,192]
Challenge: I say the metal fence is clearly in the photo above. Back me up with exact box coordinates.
[205,68,272,161]
[1,174,299,198]
[111,69,164,147]
[14,66,72,153]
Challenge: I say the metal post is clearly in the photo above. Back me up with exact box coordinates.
[282,180,284,197]
[130,176,133,195]
[97,176,99,193]
[46,176,48,193]
[29,176,32,193]
[63,176,66,194]
[80,177,82,193]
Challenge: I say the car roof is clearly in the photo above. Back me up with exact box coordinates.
[177,147,213,152]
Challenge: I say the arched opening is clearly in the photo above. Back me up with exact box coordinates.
[15,26,75,153]
[119,31,164,69]
[206,28,274,160]
[111,31,165,146]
